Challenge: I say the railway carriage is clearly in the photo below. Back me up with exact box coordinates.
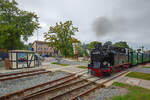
[88,43,150,77]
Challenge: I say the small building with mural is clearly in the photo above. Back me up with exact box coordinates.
[8,50,40,69]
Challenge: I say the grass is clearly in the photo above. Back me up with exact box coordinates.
[51,62,69,66]
[77,66,87,69]
[143,66,150,68]
[111,82,150,100]
[126,72,150,80]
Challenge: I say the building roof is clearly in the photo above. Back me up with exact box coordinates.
[33,40,51,44]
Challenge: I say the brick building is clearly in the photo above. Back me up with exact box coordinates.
[32,41,54,56]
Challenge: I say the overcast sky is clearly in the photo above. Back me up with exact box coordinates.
[17,0,150,50]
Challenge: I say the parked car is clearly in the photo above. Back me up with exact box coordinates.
[42,54,50,57]
[0,52,8,60]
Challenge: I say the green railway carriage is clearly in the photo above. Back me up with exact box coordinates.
[130,52,138,65]
[130,52,150,66]
[137,53,143,63]
[143,53,149,62]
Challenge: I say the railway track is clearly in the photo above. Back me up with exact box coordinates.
[0,69,128,100]
[0,70,88,100]
[0,69,50,81]
[21,72,93,100]
[0,69,45,77]
[20,70,127,100]
[70,71,128,100]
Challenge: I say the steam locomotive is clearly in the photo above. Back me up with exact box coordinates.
[88,42,150,77]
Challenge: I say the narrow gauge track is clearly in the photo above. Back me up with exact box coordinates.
[21,72,93,100]
[0,70,51,81]
[0,70,88,100]
[70,71,128,100]
[21,70,127,100]
[0,69,45,78]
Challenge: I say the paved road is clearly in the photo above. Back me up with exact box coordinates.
[42,57,88,66]
[134,68,150,74]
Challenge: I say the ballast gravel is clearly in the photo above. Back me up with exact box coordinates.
[83,86,128,100]
[0,71,70,96]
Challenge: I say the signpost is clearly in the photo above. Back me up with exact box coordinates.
[73,39,78,60]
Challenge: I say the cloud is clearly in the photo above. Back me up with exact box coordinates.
[16,0,150,49]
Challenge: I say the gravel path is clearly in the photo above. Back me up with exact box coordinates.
[0,71,70,96]
[83,86,128,100]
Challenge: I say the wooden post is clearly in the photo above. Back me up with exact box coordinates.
[5,58,11,70]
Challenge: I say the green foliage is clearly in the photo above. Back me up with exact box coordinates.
[112,82,150,100]
[143,66,150,68]
[113,41,129,48]
[24,43,33,50]
[51,62,69,66]
[137,48,142,53]
[126,72,150,80]
[87,41,101,49]
[0,0,39,50]
[44,21,78,57]
[76,41,83,57]
[77,42,88,57]
[77,66,87,69]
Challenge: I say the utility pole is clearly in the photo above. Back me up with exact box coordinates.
[36,29,39,54]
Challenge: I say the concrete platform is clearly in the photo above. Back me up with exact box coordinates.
[42,64,87,74]
[115,76,150,89]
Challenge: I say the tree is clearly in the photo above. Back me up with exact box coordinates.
[44,21,78,57]
[77,42,88,57]
[137,48,141,53]
[87,41,101,49]
[24,43,33,50]
[0,0,39,50]
[113,41,129,48]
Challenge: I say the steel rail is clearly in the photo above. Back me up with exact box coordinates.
[0,70,51,81]
[21,75,82,100]
[48,78,101,100]
[70,71,128,100]
[0,69,45,77]
[0,69,88,100]
[21,75,94,100]
[0,73,75,100]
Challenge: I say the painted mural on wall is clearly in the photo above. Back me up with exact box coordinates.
[18,53,27,63]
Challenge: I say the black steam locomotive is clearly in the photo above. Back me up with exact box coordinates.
[88,42,134,77]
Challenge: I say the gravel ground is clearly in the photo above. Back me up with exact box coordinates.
[84,86,128,100]
[0,71,70,96]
